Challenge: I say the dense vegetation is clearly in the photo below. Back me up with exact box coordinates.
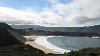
[0,45,100,56]
[15,28,100,37]
[45,47,100,56]
[0,44,45,56]
[11,24,100,34]
[0,24,21,46]
[0,22,45,56]
[66,47,100,56]
[0,22,12,29]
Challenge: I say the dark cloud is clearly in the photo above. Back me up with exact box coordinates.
[75,16,100,25]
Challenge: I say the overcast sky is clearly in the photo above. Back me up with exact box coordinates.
[0,0,100,27]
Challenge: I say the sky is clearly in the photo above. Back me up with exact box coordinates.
[0,0,100,27]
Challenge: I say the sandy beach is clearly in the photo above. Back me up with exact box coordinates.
[23,35,70,54]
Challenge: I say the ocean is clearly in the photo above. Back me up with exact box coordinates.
[47,37,100,51]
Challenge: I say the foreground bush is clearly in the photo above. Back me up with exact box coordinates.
[0,44,45,56]
[66,47,100,56]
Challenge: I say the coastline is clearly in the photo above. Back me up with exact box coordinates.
[23,35,70,54]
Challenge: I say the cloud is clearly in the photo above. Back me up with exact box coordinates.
[0,6,62,26]
[1,7,51,25]
[40,9,62,25]
[49,0,100,26]
[0,0,100,27]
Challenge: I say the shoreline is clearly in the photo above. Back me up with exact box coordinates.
[23,35,70,54]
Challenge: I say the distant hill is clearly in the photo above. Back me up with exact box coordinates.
[10,24,44,29]
[11,25,84,32]
[11,25,100,36]
[82,25,100,33]
[40,27,85,32]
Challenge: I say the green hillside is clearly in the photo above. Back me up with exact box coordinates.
[0,23,21,46]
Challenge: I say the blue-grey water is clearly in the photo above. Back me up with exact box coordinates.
[47,37,100,51]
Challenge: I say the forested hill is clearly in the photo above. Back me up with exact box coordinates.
[0,22,12,29]
[0,22,45,56]
[0,22,21,46]
[11,24,100,33]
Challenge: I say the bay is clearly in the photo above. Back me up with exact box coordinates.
[47,37,100,51]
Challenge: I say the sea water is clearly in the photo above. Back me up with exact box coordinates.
[47,37,100,51]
